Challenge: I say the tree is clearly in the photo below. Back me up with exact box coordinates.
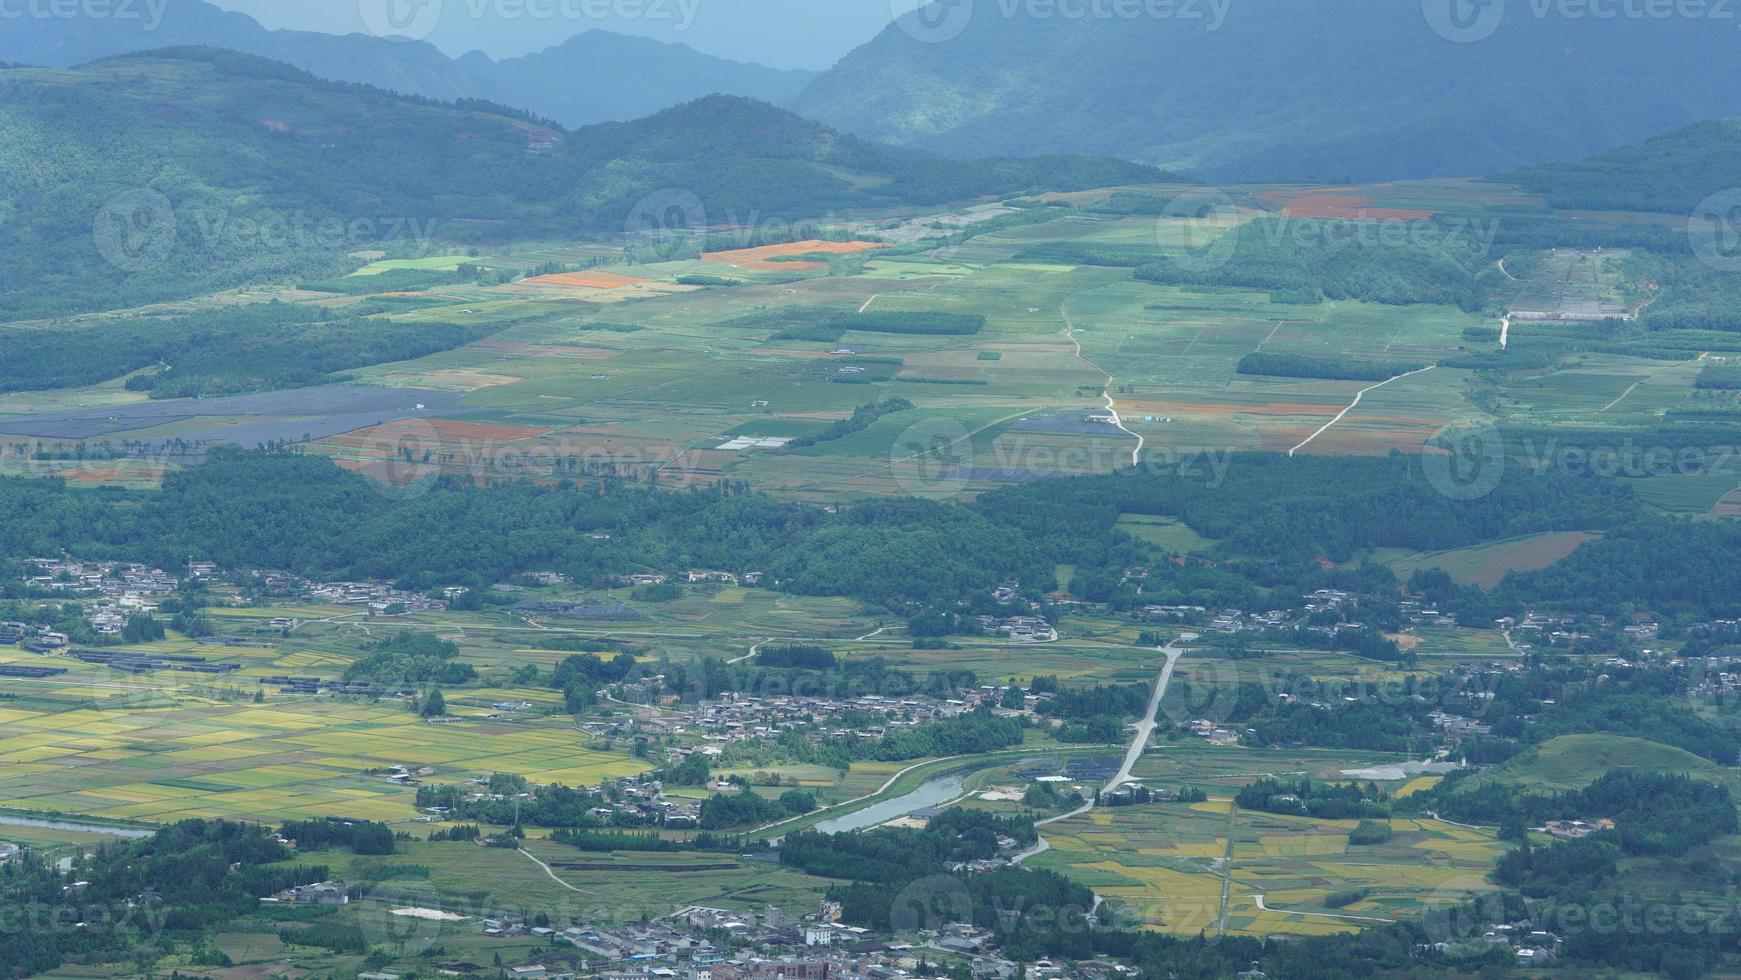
[421,689,447,718]
[122,614,166,644]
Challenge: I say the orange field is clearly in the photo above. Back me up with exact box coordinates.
[521,270,653,290]
[324,418,553,455]
[59,463,170,485]
[702,240,888,272]
[1714,488,1741,517]
[1258,188,1435,221]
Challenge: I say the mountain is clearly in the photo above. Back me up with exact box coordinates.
[0,49,1159,320]
[792,0,1741,182]
[1500,118,1741,214]
[0,0,814,128]
[0,0,487,100]
[491,32,815,128]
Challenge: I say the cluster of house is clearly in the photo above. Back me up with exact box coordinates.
[1144,591,1368,635]
[976,615,1056,643]
[1399,600,1459,628]
[1544,818,1616,841]
[1187,719,1241,746]
[261,880,350,906]
[0,620,67,651]
[1421,920,1562,967]
[18,556,184,635]
[20,556,182,599]
[613,686,1014,750]
[308,581,448,615]
[1496,611,1696,650]
[460,900,1129,980]
[1426,709,1493,740]
[417,773,703,829]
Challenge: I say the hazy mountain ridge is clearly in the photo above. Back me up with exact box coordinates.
[0,49,1160,318]
[793,0,1741,181]
[0,0,815,128]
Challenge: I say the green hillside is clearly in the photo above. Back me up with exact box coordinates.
[0,48,1159,319]
[794,1,1741,181]
[1452,734,1739,796]
[1500,118,1741,213]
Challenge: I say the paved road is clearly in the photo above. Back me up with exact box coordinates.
[1013,638,1190,865]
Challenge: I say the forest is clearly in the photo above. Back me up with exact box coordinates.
[1134,217,1489,310]
[1237,352,1427,382]
[0,821,328,979]
[0,304,489,397]
[1501,118,1741,214]
[7,446,1729,631]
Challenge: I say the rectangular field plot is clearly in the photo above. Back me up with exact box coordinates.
[0,684,649,825]
[1034,792,1506,939]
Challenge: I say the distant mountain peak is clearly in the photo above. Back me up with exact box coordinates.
[0,0,815,130]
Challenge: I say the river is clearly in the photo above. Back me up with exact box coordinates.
[811,775,965,833]
[0,815,155,838]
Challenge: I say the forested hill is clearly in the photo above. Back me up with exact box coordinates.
[793,0,1741,182]
[0,49,1158,319]
[1498,118,1741,213]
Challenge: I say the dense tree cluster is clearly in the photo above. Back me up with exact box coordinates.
[343,631,475,686]
[0,821,327,978]
[1237,352,1427,382]
[0,304,490,398]
[786,399,914,449]
[1235,777,1391,819]
[1134,217,1488,310]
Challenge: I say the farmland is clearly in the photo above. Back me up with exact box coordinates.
[3,172,1736,512]
[4,164,1741,969]
[1032,801,1508,938]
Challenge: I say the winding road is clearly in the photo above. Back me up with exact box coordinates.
[1288,366,1438,457]
[1062,299,1145,467]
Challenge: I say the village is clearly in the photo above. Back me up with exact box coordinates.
[347,897,1136,980]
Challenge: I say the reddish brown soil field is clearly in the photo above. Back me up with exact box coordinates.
[522,271,652,289]
[702,240,888,272]
[1258,188,1435,221]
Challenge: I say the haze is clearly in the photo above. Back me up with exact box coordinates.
[210,0,925,68]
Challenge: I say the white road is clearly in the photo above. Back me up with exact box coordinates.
[1288,366,1438,457]
[1254,893,1395,924]
[1063,300,1144,467]
[1013,639,1189,864]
